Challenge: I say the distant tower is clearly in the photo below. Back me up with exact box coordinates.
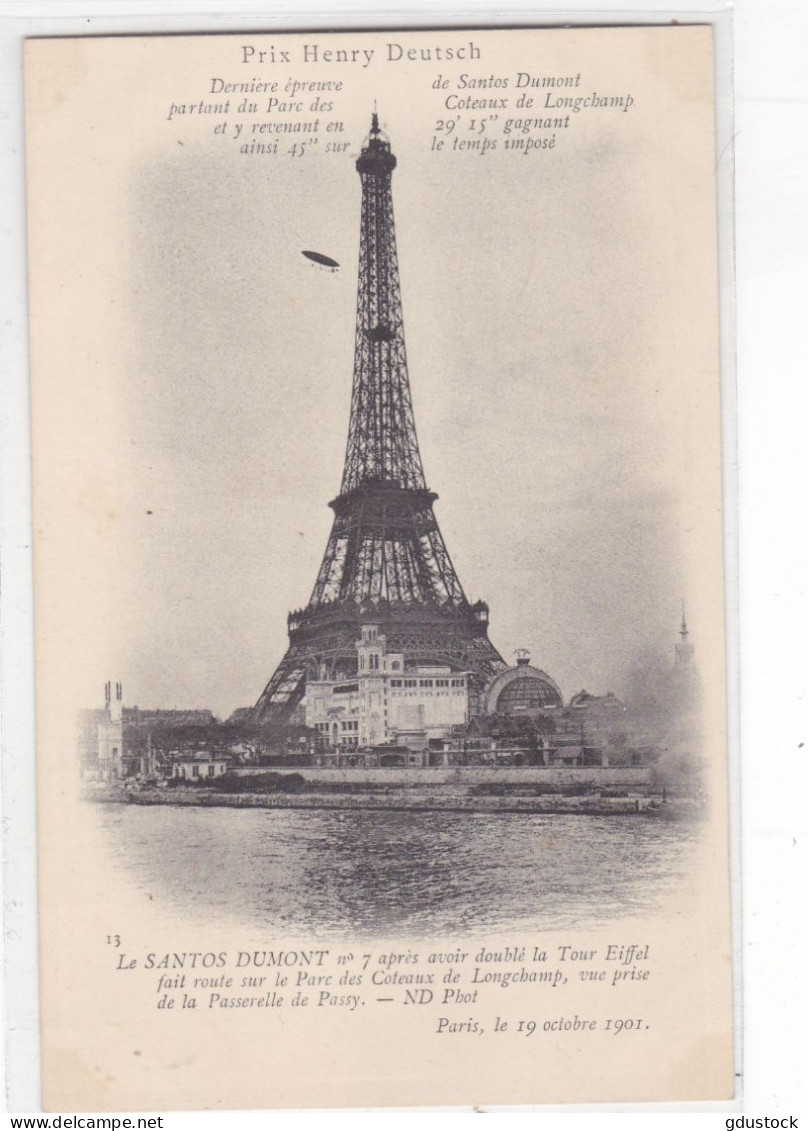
[98,680,124,779]
[254,114,504,722]
[675,607,695,666]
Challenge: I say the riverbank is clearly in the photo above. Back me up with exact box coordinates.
[83,783,693,818]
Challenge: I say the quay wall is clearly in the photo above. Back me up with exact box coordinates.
[95,790,666,815]
[231,766,653,788]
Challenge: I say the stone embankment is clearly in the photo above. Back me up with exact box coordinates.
[84,778,688,818]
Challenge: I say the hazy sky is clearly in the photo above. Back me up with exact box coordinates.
[28,30,721,718]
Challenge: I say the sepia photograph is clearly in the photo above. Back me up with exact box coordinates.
[79,102,709,940]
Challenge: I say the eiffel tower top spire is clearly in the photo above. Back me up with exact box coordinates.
[340,113,427,495]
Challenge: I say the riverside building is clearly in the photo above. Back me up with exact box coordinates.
[306,624,469,761]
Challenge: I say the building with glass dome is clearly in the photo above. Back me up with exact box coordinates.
[481,654,564,716]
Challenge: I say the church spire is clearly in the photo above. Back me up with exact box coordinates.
[676,604,694,665]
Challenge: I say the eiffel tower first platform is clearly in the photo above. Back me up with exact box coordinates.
[253,114,505,723]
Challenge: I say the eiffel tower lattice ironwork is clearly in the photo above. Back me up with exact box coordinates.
[253,114,504,722]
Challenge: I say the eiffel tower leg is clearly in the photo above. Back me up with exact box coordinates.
[253,648,309,721]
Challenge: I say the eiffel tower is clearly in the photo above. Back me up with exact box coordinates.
[253,114,504,723]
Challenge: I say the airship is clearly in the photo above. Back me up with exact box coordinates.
[302,250,340,272]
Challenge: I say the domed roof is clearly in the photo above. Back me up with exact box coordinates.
[483,660,563,715]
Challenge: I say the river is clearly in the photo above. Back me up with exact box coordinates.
[95,804,700,939]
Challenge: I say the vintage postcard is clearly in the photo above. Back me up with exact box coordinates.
[25,25,733,1110]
